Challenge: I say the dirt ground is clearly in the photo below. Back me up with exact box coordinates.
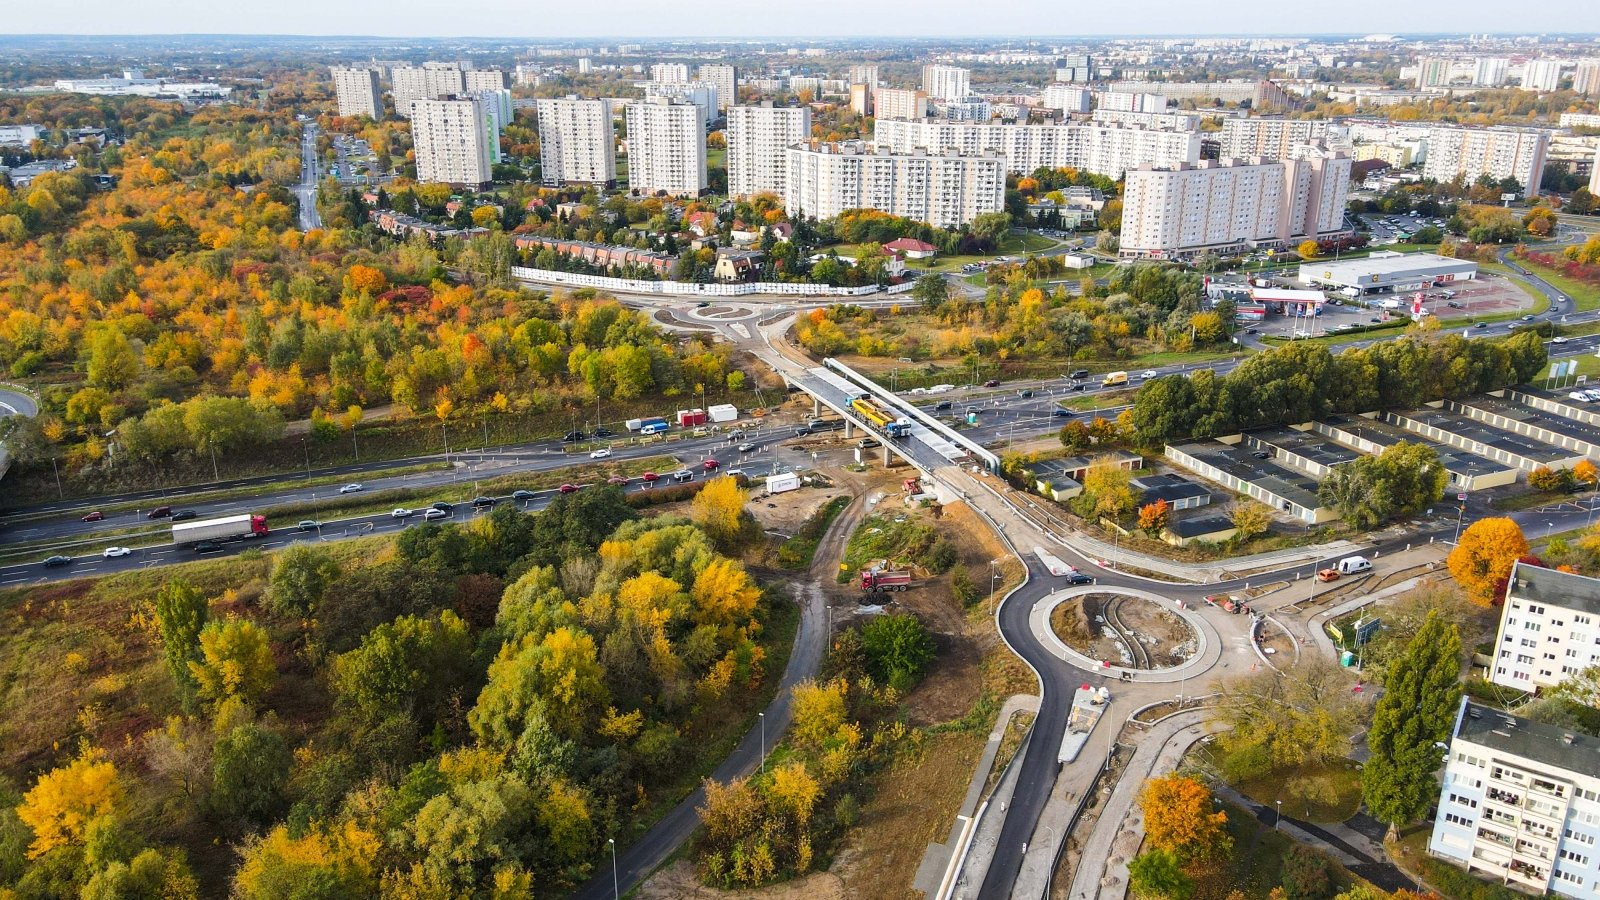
[638,861,847,900]
[1050,593,1197,669]
[745,480,844,536]
[1256,616,1301,668]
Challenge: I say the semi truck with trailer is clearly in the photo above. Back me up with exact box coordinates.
[849,398,913,438]
[172,514,269,545]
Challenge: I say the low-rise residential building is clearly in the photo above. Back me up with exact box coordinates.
[512,235,677,276]
[784,141,1005,228]
[1429,696,1600,898]
[714,249,763,282]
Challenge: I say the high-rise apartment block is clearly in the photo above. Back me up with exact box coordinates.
[464,69,510,93]
[535,96,617,187]
[649,63,690,84]
[1429,696,1600,899]
[1417,57,1455,88]
[331,66,383,119]
[874,88,928,121]
[392,62,468,117]
[1097,91,1169,113]
[1523,59,1566,93]
[725,103,811,198]
[1108,79,1295,110]
[643,81,719,118]
[1487,563,1600,695]
[1042,84,1093,114]
[1574,60,1600,98]
[411,96,495,189]
[624,98,706,197]
[1091,109,1201,131]
[1118,144,1351,260]
[848,64,880,88]
[1423,126,1549,194]
[1056,54,1093,83]
[872,119,1201,179]
[921,65,970,102]
[784,141,1005,228]
[1221,118,1332,159]
[698,64,738,112]
[1474,57,1511,87]
[850,84,873,116]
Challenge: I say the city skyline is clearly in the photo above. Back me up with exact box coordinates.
[4,0,1599,38]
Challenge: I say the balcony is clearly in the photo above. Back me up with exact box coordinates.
[1477,827,1515,848]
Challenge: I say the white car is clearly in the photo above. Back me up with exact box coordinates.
[1570,392,1588,401]
[589,448,612,459]
[1140,370,1158,379]
[390,508,415,519]
[339,483,364,494]
[102,547,132,558]
[1552,336,1569,344]
[423,508,448,521]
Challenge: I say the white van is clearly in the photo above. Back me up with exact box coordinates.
[1336,556,1372,576]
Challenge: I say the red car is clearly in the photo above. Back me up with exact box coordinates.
[607,474,629,485]
[702,459,720,471]
[558,483,580,494]
[81,511,104,522]
[641,472,660,483]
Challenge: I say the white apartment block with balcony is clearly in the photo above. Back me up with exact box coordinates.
[1562,113,1600,130]
[1475,57,1511,87]
[1118,144,1351,260]
[411,96,494,189]
[1489,562,1600,695]
[1576,61,1600,99]
[649,63,690,84]
[642,81,719,119]
[1091,109,1201,131]
[624,98,706,197]
[1221,118,1333,159]
[874,88,928,121]
[1523,59,1567,93]
[1042,84,1093,115]
[535,97,616,186]
[726,104,811,199]
[1096,91,1169,113]
[698,64,737,112]
[331,66,383,119]
[1429,697,1600,899]
[848,64,880,88]
[873,119,1201,179]
[392,62,467,117]
[783,141,1005,228]
[1423,127,1549,194]
[464,69,510,93]
[921,65,970,102]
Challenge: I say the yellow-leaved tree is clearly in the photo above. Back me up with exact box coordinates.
[1298,240,1321,259]
[1138,774,1231,861]
[1447,517,1530,606]
[17,748,122,857]
[691,475,748,545]
[189,618,277,706]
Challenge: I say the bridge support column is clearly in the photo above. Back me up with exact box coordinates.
[844,419,855,439]
[883,444,892,467]
[813,397,821,417]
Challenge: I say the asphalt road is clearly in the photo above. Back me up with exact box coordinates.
[292,122,321,231]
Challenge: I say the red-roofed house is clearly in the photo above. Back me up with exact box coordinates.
[882,237,937,259]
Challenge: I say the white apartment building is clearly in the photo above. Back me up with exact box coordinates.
[1042,84,1093,115]
[577,58,592,75]
[649,63,690,84]
[331,66,383,119]
[939,96,992,122]
[1561,113,1600,130]
[1417,57,1456,88]
[643,81,718,119]
[1423,127,1549,194]
[1097,91,1169,113]
[1056,54,1093,83]
[1118,144,1351,260]
[872,118,1201,179]
[874,88,928,121]
[1523,59,1567,93]
[698,64,737,112]
[850,84,873,116]
[624,98,706,197]
[725,104,811,198]
[784,141,1005,228]
[1489,563,1600,695]
[1355,142,1421,168]
[1091,109,1201,131]
[1429,697,1600,899]
[393,62,467,117]
[0,124,45,146]
[535,96,616,186]
[411,96,494,189]
[848,64,880,88]
[464,69,510,93]
[921,65,970,102]
[1474,57,1511,87]
[1221,118,1335,159]
[1575,61,1600,99]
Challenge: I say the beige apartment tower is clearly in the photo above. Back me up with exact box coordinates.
[331,66,383,119]
[726,103,811,198]
[411,96,494,189]
[535,96,617,187]
[624,97,707,197]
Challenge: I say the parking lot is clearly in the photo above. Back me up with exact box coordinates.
[1229,272,1536,339]
[1359,212,1445,245]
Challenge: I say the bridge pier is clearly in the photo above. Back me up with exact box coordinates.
[813,397,821,417]
[844,419,855,439]
[882,444,892,467]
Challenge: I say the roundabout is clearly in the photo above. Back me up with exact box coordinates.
[1029,584,1224,684]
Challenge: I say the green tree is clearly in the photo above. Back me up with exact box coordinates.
[211,722,292,831]
[1318,442,1445,530]
[332,610,475,722]
[189,619,276,707]
[154,581,209,705]
[81,848,199,900]
[86,326,140,391]
[1362,611,1462,836]
[470,627,608,745]
[969,211,1012,247]
[859,614,936,692]
[265,544,341,616]
[1128,848,1193,900]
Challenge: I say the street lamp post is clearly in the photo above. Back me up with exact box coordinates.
[758,712,767,773]
[989,559,1001,616]
[608,838,618,900]
[1275,799,1283,831]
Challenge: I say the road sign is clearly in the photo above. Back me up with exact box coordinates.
[1457,492,1467,501]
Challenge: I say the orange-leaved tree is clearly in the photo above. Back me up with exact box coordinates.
[1447,517,1530,606]
[1138,773,1232,861]
[1137,500,1171,535]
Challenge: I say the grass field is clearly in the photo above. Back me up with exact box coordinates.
[1518,256,1600,311]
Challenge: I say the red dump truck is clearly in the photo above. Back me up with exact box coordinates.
[860,565,914,593]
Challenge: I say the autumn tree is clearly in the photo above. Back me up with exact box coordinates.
[265,544,341,616]
[1447,517,1529,605]
[189,619,276,707]
[1137,500,1171,536]
[1138,775,1231,861]
[1082,456,1137,521]
[153,580,208,705]
[1362,611,1462,837]
[233,822,380,899]
[1298,240,1321,259]
[1212,659,1363,780]
[17,749,122,858]
[789,679,849,751]
[1229,500,1272,541]
[691,475,748,546]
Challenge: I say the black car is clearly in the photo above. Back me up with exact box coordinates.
[1072,384,1087,392]
[42,555,73,568]
[1052,408,1071,418]
[593,427,615,437]
[1067,573,1095,585]
[1017,389,1034,398]
[170,509,198,521]
[935,400,953,411]
[562,431,586,443]
[511,490,535,501]
[430,501,454,512]
[471,496,497,509]
[192,541,224,554]
[794,426,812,437]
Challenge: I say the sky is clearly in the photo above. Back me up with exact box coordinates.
[7,0,1599,39]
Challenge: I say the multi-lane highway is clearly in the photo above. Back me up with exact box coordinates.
[292,121,321,231]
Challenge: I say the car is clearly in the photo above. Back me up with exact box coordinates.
[1069,369,1090,380]
[1245,327,1259,334]
[1446,301,1463,309]
[794,426,812,436]
[1315,568,1341,582]
[703,459,720,471]
[192,541,224,554]
[1140,370,1158,379]
[607,474,629,485]
[170,510,197,521]
[562,431,586,443]
[983,379,1001,387]
[1570,391,1589,401]
[935,400,953,411]
[1072,383,1087,392]
[471,496,496,508]
[1017,389,1034,398]
[42,555,73,568]
[297,520,320,532]
[512,490,536,501]
[391,508,415,519]
[1067,573,1095,585]
[429,501,453,512]
[102,547,132,558]
[593,427,615,437]
[738,442,758,453]
[641,472,660,483]
[964,407,980,416]
[559,483,581,494]
[696,301,710,308]
[590,448,612,459]
[147,506,172,519]
[339,483,364,494]
[1553,336,1570,344]
[81,511,105,522]
[1557,296,1569,304]
[1522,315,1536,322]
[1474,322,1488,329]
[423,508,449,521]
[672,470,695,483]
[1052,408,1071,418]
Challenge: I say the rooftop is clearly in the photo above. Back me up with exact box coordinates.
[1450,396,1600,452]
[1168,514,1237,538]
[1247,427,1362,470]
[1168,441,1326,514]
[1316,416,1514,481]
[1130,473,1211,505]
[1384,409,1573,465]
[1507,560,1600,618]
[1456,699,1600,777]
[1304,251,1477,278]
